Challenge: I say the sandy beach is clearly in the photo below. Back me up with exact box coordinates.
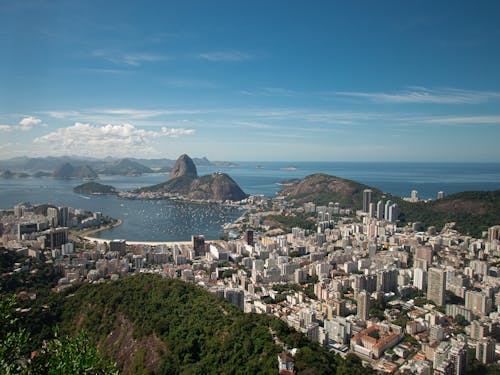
[83,236,192,246]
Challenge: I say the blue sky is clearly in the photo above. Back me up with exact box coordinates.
[1,0,500,161]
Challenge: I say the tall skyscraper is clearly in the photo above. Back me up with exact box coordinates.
[450,344,467,375]
[376,200,384,219]
[368,202,376,218]
[384,200,393,221]
[476,338,496,364]
[357,291,370,321]
[363,189,372,213]
[465,291,492,316]
[387,203,399,223]
[47,207,59,227]
[428,268,446,306]
[58,206,69,227]
[413,268,427,291]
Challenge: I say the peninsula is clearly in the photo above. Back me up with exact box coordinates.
[132,154,247,202]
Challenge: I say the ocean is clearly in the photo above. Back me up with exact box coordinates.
[1,162,499,241]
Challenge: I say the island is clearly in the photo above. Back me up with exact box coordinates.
[73,182,118,195]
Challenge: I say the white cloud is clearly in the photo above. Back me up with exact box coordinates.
[19,116,43,129]
[0,116,43,132]
[421,115,500,125]
[198,51,252,62]
[34,123,195,156]
[335,87,500,104]
[92,50,169,66]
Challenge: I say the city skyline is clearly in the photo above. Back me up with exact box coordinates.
[2,1,500,161]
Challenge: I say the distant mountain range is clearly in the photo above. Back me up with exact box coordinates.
[100,158,153,176]
[0,155,237,178]
[53,163,98,179]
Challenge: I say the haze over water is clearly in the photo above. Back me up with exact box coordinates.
[1,162,499,242]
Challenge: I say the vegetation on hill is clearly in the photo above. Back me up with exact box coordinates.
[263,213,317,232]
[73,182,118,195]
[0,249,62,295]
[12,274,373,374]
[0,293,118,374]
[398,190,500,237]
[282,174,500,237]
[281,173,385,208]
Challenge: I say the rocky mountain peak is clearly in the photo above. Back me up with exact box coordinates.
[169,154,198,180]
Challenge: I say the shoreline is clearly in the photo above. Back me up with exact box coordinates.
[83,236,192,246]
[74,218,123,238]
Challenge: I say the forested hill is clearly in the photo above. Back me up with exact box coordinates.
[281,174,500,237]
[29,274,373,374]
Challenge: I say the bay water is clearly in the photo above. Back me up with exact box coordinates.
[1,162,499,241]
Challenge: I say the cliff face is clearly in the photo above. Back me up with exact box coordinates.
[137,155,247,201]
[169,154,198,179]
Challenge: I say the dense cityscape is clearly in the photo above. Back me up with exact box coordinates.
[2,183,499,374]
[2,1,500,374]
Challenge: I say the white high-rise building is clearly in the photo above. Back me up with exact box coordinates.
[368,202,376,218]
[413,268,427,291]
[387,203,399,223]
[384,200,393,221]
[376,200,384,219]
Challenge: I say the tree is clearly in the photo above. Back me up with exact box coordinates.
[0,294,29,374]
[0,293,117,374]
[30,330,119,375]
[454,314,469,326]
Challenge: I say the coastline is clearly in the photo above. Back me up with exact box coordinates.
[74,218,123,238]
[83,236,192,246]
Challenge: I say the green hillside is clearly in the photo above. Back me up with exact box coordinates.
[18,274,373,375]
[73,181,118,195]
[398,190,500,237]
[281,174,500,237]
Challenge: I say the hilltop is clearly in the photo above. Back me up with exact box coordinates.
[21,274,372,375]
[281,173,500,237]
[280,173,385,208]
[100,158,153,176]
[53,163,98,179]
[137,154,247,201]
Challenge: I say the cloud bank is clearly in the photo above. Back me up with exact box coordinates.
[34,123,194,156]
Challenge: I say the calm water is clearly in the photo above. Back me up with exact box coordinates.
[1,162,500,241]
